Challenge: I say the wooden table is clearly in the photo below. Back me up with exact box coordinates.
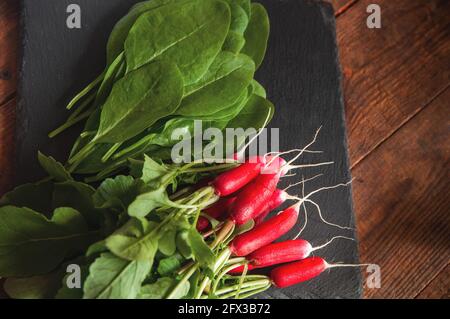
[0,0,448,298]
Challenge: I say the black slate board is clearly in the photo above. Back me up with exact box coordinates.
[16,0,362,298]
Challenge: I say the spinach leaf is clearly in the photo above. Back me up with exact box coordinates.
[241,3,270,69]
[251,79,267,98]
[83,252,151,299]
[124,0,231,85]
[0,179,54,216]
[176,52,255,117]
[223,32,245,53]
[227,94,274,130]
[0,206,97,277]
[94,52,125,107]
[106,0,177,66]
[38,152,72,182]
[138,277,175,299]
[94,60,184,143]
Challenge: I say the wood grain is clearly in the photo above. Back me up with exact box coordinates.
[0,98,15,194]
[416,265,450,299]
[352,88,450,298]
[336,0,450,167]
[0,0,19,106]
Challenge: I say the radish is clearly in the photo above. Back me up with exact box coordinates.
[271,256,371,288]
[212,156,265,197]
[254,188,288,225]
[196,197,236,231]
[228,236,354,273]
[230,204,300,256]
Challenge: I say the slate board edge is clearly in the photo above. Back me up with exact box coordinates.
[320,0,363,299]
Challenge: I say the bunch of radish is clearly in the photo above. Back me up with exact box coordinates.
[187,146,369,294]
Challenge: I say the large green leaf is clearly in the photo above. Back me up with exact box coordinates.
[241,3,270,69]
[0,206,97,277]
[94,60,183,143]
[0,179,54,216]
[106,0,176,66]
[83,253,151,299]
[124,0,231,85]
[176,52,255,117]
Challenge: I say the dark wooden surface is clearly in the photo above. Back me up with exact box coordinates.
[0,0,449,298]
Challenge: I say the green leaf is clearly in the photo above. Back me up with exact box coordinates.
[176,52,255,117]
[125,0,231,85]
[105,218,159,262]
[138,277,175,299]
[106,0,176,66]
[157,253,184,276]
[251,79,267,98]
[223,32,245,53]
[37,152,72,182]
[0,206,97,277]
[94,52,126,107]
[86,240,108,257]
[186,228,215,269]
[241,3,270,69]
[176,230,192,259]
[94,60,184,143]
[83,253,151,299]
[52,207,88,233]
[4,271,63,299]
[227,94,274,130]
[52,180,101,227]
[0,179,54,216]
[127,186,171,218]
[141,155,171,184]
[93,175,140,210]
[158,228,177,256]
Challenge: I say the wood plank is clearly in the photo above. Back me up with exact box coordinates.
[0,0,20,105]
[352,88,450,298]
[0,98,16,195]
[336,0,450,167]
[416,264,450,299]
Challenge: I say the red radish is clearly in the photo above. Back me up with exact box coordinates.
[230,204,300,256]
[271,257,327,288]
[196,197,236,231]
[228,236,354,273]
[212,156,265,197]
[230,171,282,225]
[196,217,210,232]
[270,257,371,288]
[254,189,288,225]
